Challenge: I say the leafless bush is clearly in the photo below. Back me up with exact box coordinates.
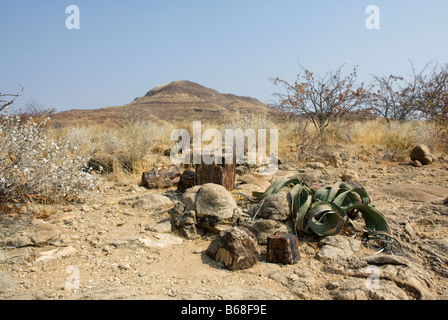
[0,86,23,113]
[271,64,369,135]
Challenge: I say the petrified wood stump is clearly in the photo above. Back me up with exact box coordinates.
[266,232,301,265]
[176,169,197,193]
[206,227,260,271]
[195,153,236,191]
[141,164,181,189]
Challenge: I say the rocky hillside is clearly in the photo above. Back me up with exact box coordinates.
[51,81,280,126]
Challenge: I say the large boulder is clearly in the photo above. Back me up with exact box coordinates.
[171,184,243,238]
[410,144,434,165]
[243,191,294,245]
[195,184,242,232]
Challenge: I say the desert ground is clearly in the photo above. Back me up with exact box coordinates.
[1,144,447,301]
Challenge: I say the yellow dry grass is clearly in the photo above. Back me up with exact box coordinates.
[49,113,447,180]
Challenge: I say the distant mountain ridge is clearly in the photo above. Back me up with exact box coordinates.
[52,81,279,125]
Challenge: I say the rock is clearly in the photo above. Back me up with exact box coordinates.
[5,235,33,248]
[0,247,31,265]
[268,268,318,299]
[362,254,409,267]
[176,170,197,193]
[374,184,448,203]
[0,272,20,295]
[341,170,360,182]
[118,262,132,271]
[255,191,291,221]
[193,247,203,254]
[146,219,172,234]
[315,235,361,262]
[244,219,291,245]
[171,184,243,238]
[171,205,200,239]
[410,144,434,165]
[352,261,436,300]
[35,246,78,263]
[119,194,174,213]
[56,246,78,258]
[297,170,320,184]
[328,154,343,168]
[195,184,242,233]
[235,183,265,194]
[206,227,260,271]
[241,174,271,191]
[306,162,326,169]
[412,159,423,167]
[138,233,183,249]
[327,278,409,300]
[266,232,301,265]
[141,164,181,189]
[180,186,201,211]
[30,221,61,247]
[418,238,448,277]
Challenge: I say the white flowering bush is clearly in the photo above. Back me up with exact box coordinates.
[0,116,101,210]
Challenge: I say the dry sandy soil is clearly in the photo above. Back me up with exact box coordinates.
[1,155,448,301]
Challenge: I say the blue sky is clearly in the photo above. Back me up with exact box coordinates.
[1,0,447,112]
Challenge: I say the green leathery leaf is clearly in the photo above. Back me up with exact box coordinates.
[333,190,362,208]
[253,178,302,200]
[350,188,370,205]
[295,194,313,232]
[289,182,314,231]
[345,204,392,236]
[314,186,331,202]
[305,202,347,237]
[315,182,352,202]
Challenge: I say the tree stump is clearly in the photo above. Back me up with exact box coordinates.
[141,164,181,189]
[266,232,301,265]
[206,227,260,271]
[176,169,197,193]
[195,153,236,191]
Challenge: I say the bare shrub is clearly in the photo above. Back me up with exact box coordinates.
[0,86,23,113]
[271,64,369,135]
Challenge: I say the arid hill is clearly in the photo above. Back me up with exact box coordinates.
[51,81,280,126]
